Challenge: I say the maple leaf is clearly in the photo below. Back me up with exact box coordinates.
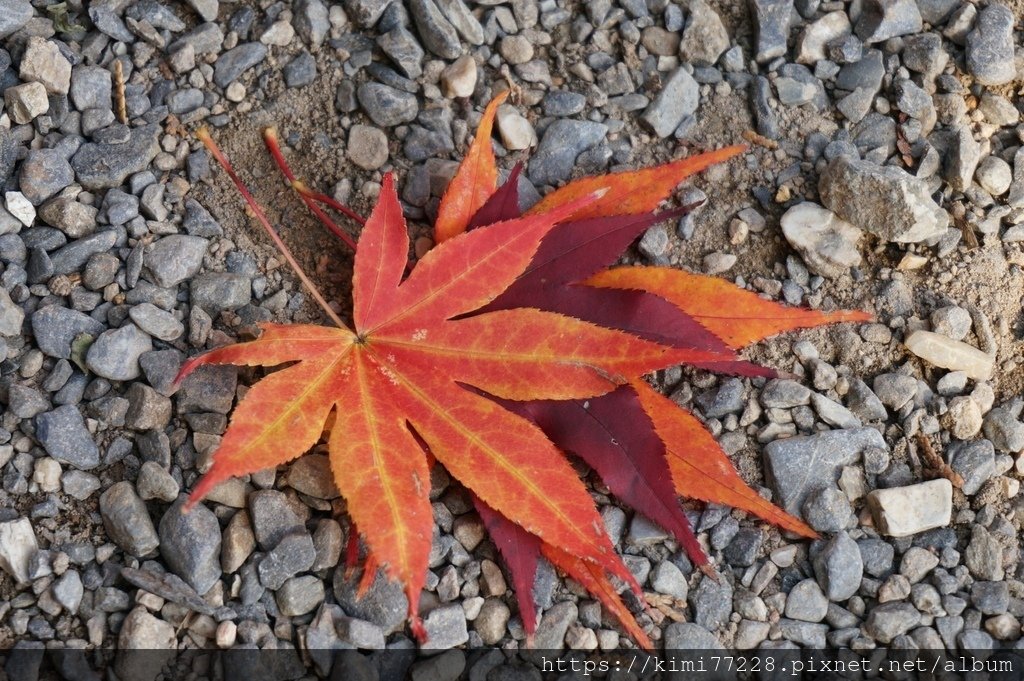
[178,171,735,640]
[183,95,870,649]
[425,98,870,640]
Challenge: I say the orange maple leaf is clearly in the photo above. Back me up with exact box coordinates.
[182,93,870,649]
[178,172,737,639]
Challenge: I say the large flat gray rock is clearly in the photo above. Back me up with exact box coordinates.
[763,427,887,514]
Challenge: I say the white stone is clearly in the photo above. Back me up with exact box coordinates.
[944,395,983,439]
[703,252,736,274]
[839,465,868,501]
[225,82,246,103]
[5,191,36,227]
[216,620,237,648]
[904,330,994,380]
[975,155,1013,196]
[780,202,862,278]
[866,479,952,537]
[116,607,177,681]
[19,36,72,94]
[261,20,295,46]
[897,252,929,270]
[1000,476,1020,498]
[441,55,477,98]
[0,518,39,584]
[797,11,852,64]
[33,458,62,493]
[496,104,536,151]
[4,81,49,124]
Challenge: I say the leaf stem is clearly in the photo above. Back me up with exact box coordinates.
[196,127,350,330]
[263,127,366,253]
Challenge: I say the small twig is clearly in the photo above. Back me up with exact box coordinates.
[196,127,349,329]
[113,59,127,124]
[915,433,965,488]
[644,593,687,623]
[263,127,366,245]
[741,129,778,150]
[498,65,523,105]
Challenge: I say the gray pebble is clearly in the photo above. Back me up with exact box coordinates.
[421,603,469,650]
[145,235,208,288]
[764,427,886,514]
[689,575,732,630]
[965,4,1016,86]
[696,378,744,418]
[52,570,84,614]
[749,0,793,63]
[19,150,74,206]
[724,528,763,567]
[293,0,329,47]
[533,601,576,649]
[284,51,317,88]
[946,439,995,496]
[528,119,607,186]
[357,82,419,127]
[71,124,161,190]
[641,67,698,139]
[277,575,327,617]
[35,405,99,469]
[863,602,921,643]
[135,461,179,502]
[543,90,586,117]
[812,531,862,601]
[855,0,922,43]
[858,538,894,578]
[983,407,1024,453]
[971,581,1009,615]
[159,497,222,595]
[378,26,425,79]
[786,579,829,622]
[85,324,153,381]
[0,0,32,40]
[663,621,723,648]
[334,568,409,635]
[408,0,462,59]
[802,487,853,533]
[190,272,251,312]
[100,482,160,557]
[213,43,267,88]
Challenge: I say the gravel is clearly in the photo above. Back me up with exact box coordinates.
[213,43,268,88]
[813,531,863,602]
[159,498,222,595]
[528,119,608,186]
[763,427,886,514]
[99,482,160,558]
[0,0,32,39]
[964,4,1016,86]
[18,150,75,206]
[70,124,162,190]
[1,0,1024,666]
[0,518,38,585]
[85,324,153,381]
[640,67,698,139]
[34,405,100,470]
[819,155,949,243]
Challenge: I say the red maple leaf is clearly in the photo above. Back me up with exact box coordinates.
[180,93,870,648]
